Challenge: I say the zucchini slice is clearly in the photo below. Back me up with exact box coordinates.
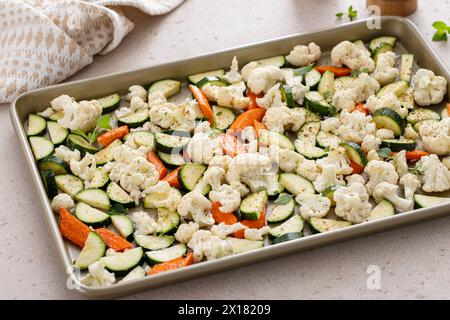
[321,185,340,207]
[88,168,110,189]
[398,92,414,109]
[179,163,207,191]
[66,134,97,155]
[42,170,58,198]
[258,129,294,151]
[400,54,414,82]
[49,111,64,121]
[148,79,182,98]
[304,91,335,116]
[340,141,368,166]
[157,151,186,168]
[279,173,315,196]
[227,237,264,254]
[27,114,47,136]
[242,55,286,71]
[29,136,54,161]
[197,76,229,89]
[212,105,235,131]
[75,188,110,211]
[372,43,394,61]
[120,266,146,283]
[380,139,416,152]
[316,131,341,149]
[414,194,450,209]
[38,155,69,175]
[317,70,334,101]
[156,208,180,235]
[376,80,410,98]
[118,109,149,128]
[269,215,303,240]
[309,218,352,233]
[106,182,135,208]
[94,139,122,165]
[134,235,175,251]
[145,244,187,265]
[280,84,294,108]
[294,139,328,160]
[55,174,83,197]
[406,108,441,125]
[297,122,321,143]
[304,109,321,123]
[188,70,226,85]
[304,69,321,88]
[97,93,121,114]
[367,200,395,221]
[124,131,155,150]
[75,202,110,228]
[372,108,406,136]
[111,215,134,240]
[267,199,295,223]
[47,121,68,145]
[271,232,303,244]
[266,174,285,198]
[74,232,106,270]
[353,39,371,56]
[369,36,397,52]
[102,247,144,275]
[240,190,268,220]
[155,132,190,153]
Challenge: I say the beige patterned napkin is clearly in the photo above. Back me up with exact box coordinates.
[0,0,184,103]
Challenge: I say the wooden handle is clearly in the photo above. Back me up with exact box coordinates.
[367,0,418,16]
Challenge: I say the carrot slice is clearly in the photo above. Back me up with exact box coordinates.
[234,210,266,238]
[189,85,214,126]
[314,66,351,77]
[162,166,181,189]
[229,108,266,131]
[147,150,168,179]
[404,150,430,160]
[148,252,194,275]
[246,91,262,110]
[97,125,129,146]
[211,201,238,225]
[252,119,266,137]
[58,208,90,248]
[95,228,133,252]
[447,103,450,117]
[349,160,365,174]
[353,103,368,115]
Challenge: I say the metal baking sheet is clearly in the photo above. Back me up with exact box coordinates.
[10,16,450,299]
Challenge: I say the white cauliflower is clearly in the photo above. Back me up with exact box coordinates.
[148,98,197,132]
[286,42,321,67]
[51,193,74,212]
[346,174,366,186]
[211,222,245,239]
[186,122,223,164]
[392,150,408,178]
[244,226,270,241]
[334,182,372,223]
[321,117,340,134]
[331,41,375,72]
[241,62,259,82]
[247,65,284,94]
[404,123,419,140]
[443,156,450,170]
[209,155,232,171]
[361,134,381,152]
[50,95,102,132]
[256,83,286,109]
[332,89,356,112]
[115,96,148,119]
[337,110,376,144]
[143,181,181,212]
[364,160,399,195]
[194,166,226,193]
[295,194,331,220]
[131,211,158,235]
[313,164,343,192]
[370,51,399,85]
[126,85,147,102]
[69,153,98,188]
[366,93,408,119]
[285,74,310,105]
[399,173,421,200]
[37,107,56,118]
[222,56,242,83]
[202,81,249,110]
[187,230,233,262]
[263,106,305,133]
[419,118,450,155]
[174,222,200,244]
[111,144,146,164]
[277,149,304,173]
[54,145,80,163]
[373,182,412,212]
[316,147,353,175]
[177,191,214,227]
[412,68,447,106]
[419,154,450,192]
[209,184,241,213]
[239,126,259,154]
[367,150,381,162]
[296,158,321,181]
[80,261,115,287]
[375,128,395,140]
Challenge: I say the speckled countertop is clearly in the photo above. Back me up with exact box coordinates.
[1,0,449,299]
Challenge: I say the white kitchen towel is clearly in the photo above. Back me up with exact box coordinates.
[0,0,185,103]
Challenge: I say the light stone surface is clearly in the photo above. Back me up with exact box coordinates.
[0,0,449,299]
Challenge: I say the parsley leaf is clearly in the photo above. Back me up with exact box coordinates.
[274,193,293,205]
[377,147,393,160]
[293,64,314,76]
[412,163,423,176]
[216,111,223,116]
[432,20,449,42]
[107,203,127,215]
[86,114,112,144]
[348,5,358,21]
[336,12,344,18]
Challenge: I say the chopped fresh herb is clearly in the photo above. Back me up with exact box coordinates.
[412,163,424,176]
[336,12,344,18]
[351,67,369,77]
[107,203,127,215]
[81,114,112,144]
[377,147,393,159]
[432,21,449,42]
[293,64,314,76]
[216,111,223,116]
[274,193,293,205]
[348,5,358,21]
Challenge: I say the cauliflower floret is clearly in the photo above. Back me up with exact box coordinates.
[296,158,320,182]
[194,166,226,193]
[366,93,408,119]
[313,165,343,192]
[148,98,197,132]
[316,147,353,175]
[361,134,381,152]
[375,128,395,140]
[111,144,146,165]
[222,56,242,83]
[400,173,421,200]
[177,191,214,227]
[346,174,366,186]
[174,222,199,244]
[337,110,376,144]
[244,226,270,241]
[404,123,419,140]
[370,52,399,85]
[247,65,284,94]
[321,117,340,134]
[262,106,305,133]
[295,194,331,220]
[115,96,148,119]
[419,118,450,155]
[256,84,286,109]
[130,121,162,133]
[37,107,55,118]
[331,41,375,72]
[50,95,102,132]
[187,230,233,262]
[186,122,223,164]
[288,76,310,105]
[202,81,249,110]
[241,62,259,82]
[143,181,181,212]
[419,154,450,192]
[239,126,258,154]
[277,149,304,173]
[131,211,158,235]
[69,153,98,188]
[373,182,412,212]
[209,155,232,171]
[332,89,356,112]
[209,184,241,213]
[412,68,447,106]
[126,85,147,102]
[80,261,115,287]
[51,193,74,212]
[364,160,399,195]
[392,150,408,178]
[367,149,381,162]
[443,156,450,170]
[334,182,372,223]
[54,145,80,163]
[286,42,321,67]
[211,222,245,239]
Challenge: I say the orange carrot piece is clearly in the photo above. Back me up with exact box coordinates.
[162,166,181,189]
[95,228,133,252]
[447,103,450,117]
[253,119,266,137]
[211,201,238,225]
[97,125,129,146]
[189,85,214,126]
[314,66,351,77]
[147,150,168,179]
[229,108,266,131]
[246,91,262,110]
[353,103,369,115]
[349,160,364,174]
[58,208,90,248]
[404,150,430,160]
[148,252,194,275]
[234,210,266,238]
